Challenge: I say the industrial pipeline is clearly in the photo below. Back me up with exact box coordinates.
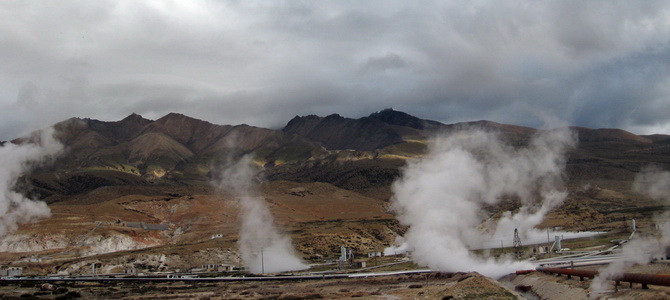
[536,267,670,289]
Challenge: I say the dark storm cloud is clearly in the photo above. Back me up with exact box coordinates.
[569,51,670,130]
[1,1,670,139]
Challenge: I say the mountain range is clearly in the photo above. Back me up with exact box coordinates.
[6,108,667,203]
[2,108,670,276]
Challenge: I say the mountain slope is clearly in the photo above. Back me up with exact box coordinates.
[139,113,233,154]
[28,113,326,197]
[14,109,670,201]
[283,112,422,151]
[6,109,670,277]
[368,108,445,130]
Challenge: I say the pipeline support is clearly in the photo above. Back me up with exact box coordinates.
[536,267,670,288]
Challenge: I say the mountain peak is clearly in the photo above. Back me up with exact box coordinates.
[153,113,214,131]
[283,110,421,150]
[368,108,445,131]
[121,113,148,122]
[368,108,425,129]
[145,113,233,151]
[157,112,190,122]
[324,113,344,120]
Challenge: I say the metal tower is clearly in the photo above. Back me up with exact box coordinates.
[513,228,523,258]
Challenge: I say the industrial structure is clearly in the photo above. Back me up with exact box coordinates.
[512,228,523,258]
[0,267,22,278]
[536,267,670,289]
[124,222,168,230]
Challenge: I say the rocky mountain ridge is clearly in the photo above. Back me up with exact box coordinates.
[8,108,668,202]
[3,108,670,277]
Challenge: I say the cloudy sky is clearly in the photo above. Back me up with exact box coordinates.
[2,1,670,140]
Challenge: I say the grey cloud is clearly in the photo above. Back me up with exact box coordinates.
[360,52,408,74]
[2,1,670,139]
[568,51,670,129]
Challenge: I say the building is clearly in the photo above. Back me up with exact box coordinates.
[23,257,42,263]
[125,222,169,230]
[142,223,169,230]
[218,264,235,272]
[0,266,23,277]
[367,251,382,258]
[201,264,236,272]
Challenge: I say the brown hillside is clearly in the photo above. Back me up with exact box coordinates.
[573,127,653,143]
[141,113,233,154]
[283,113,421,151]
[127,132,194,164]
[5,109,670,277]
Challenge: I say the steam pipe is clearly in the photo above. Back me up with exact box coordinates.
[536,267,670,288]
[536,267,596,280]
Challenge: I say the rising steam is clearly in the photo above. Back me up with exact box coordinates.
[0,128,62,237]
[590,165,670,295]
[213,154,307,273]
[388,127,576,278]
[633,165,670,202]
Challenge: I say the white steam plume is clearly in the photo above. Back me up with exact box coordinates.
[213,154,307,273]
[633,165,670,202]
[590,165,670,295]
[0,127,63,237]
[389,127,576,278]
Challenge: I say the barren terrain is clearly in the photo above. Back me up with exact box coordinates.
[0,272,521,299]
[2,110,670,299]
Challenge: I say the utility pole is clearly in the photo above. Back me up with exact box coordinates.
[513,228,523,259]
[261,247,265,274]
[547,228,550,243]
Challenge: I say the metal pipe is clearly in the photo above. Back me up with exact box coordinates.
[614,273,670,288]
[536,267,670,287]
[536,267,596,279]
[1,270,437,283]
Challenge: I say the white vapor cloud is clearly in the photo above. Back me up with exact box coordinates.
[388,126,576,278]
[2,1,670,139]
[633,165,670,202]
[213,154,307,273]
[0,127,63,236]
[590,165,670,295]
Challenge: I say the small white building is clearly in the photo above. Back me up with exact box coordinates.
[0,266,23,277]
[23,257,42,263]
[367,251,382,258]
[201,264,236,272]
